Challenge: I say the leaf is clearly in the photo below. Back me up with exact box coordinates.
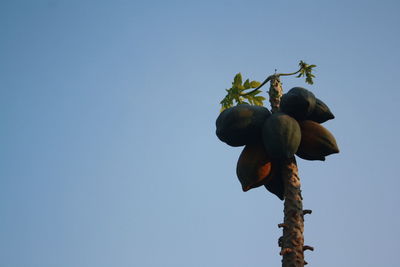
[296,60,317,85]
[242,89,265,107]
[233,73,242,87]
[220,105,229,112]
[250,81,261,88]
[305,76,314,85]
[237,84,245,90]
[243,79,251,89]
[219,74,265,112]
[253,95,265,106]
[231,86,240,95]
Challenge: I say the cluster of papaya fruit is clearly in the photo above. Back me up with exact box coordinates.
[216,87,339,200]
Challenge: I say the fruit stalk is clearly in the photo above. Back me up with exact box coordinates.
[269,77,305,267]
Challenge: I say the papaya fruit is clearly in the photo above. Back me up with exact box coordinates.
[264,160,284,200]
[216,104,271,147]
[306,98,334,123]
[296,120,339,161]
[280,87,316,120]
[236,142,272,192]
[262,113,301,158]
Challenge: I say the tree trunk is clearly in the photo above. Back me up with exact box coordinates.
[280,158,305,267]
[268,76,306,267]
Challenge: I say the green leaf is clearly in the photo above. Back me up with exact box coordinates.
[243,79,251,89]
[252,89,262,96]
[296,60,317,85]
[219,74,265,112]
[233,73,242,87]
[305,76,314,85]
[231,86,240,95]
[237,84,245,90]
[253,95,265,106]
[220,105,229,112]
[241,89,265,107]
[250,80,261,88]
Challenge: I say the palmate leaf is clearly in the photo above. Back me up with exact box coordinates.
[220,73,264,112]
[297,61,317,85]
[220,91,234,112]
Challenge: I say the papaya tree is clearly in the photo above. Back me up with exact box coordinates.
[215,61,339,267]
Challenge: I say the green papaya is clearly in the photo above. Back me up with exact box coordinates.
[262,113,301,158]
[216,104,271,147]
[280,87,316,120]
[306,98,334,123]
[236,142,272,192]
[296,120,339,161]
[264,160,284,200]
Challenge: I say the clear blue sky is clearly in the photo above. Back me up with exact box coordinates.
[1,1,400,266]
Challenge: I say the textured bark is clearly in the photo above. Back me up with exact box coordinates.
[280,158,304,267]
[268,75,283,113]
[268,76,305,267]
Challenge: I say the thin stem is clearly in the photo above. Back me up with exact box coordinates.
[241,75,273,96]
[278,68,302,77]
[240,67,302,96]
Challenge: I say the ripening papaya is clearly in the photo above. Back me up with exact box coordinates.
[264,160,284,200]
[216,104,271,147]
[236,142,272,192]
[280,87,316,120]
[306,98,335,123]
[296,120,339,161]
[262,113,301,158]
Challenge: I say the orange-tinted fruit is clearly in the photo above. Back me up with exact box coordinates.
[236,142,272,192]
[264,160,284,200]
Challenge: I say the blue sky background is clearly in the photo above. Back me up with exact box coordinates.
[1,1,400,266]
